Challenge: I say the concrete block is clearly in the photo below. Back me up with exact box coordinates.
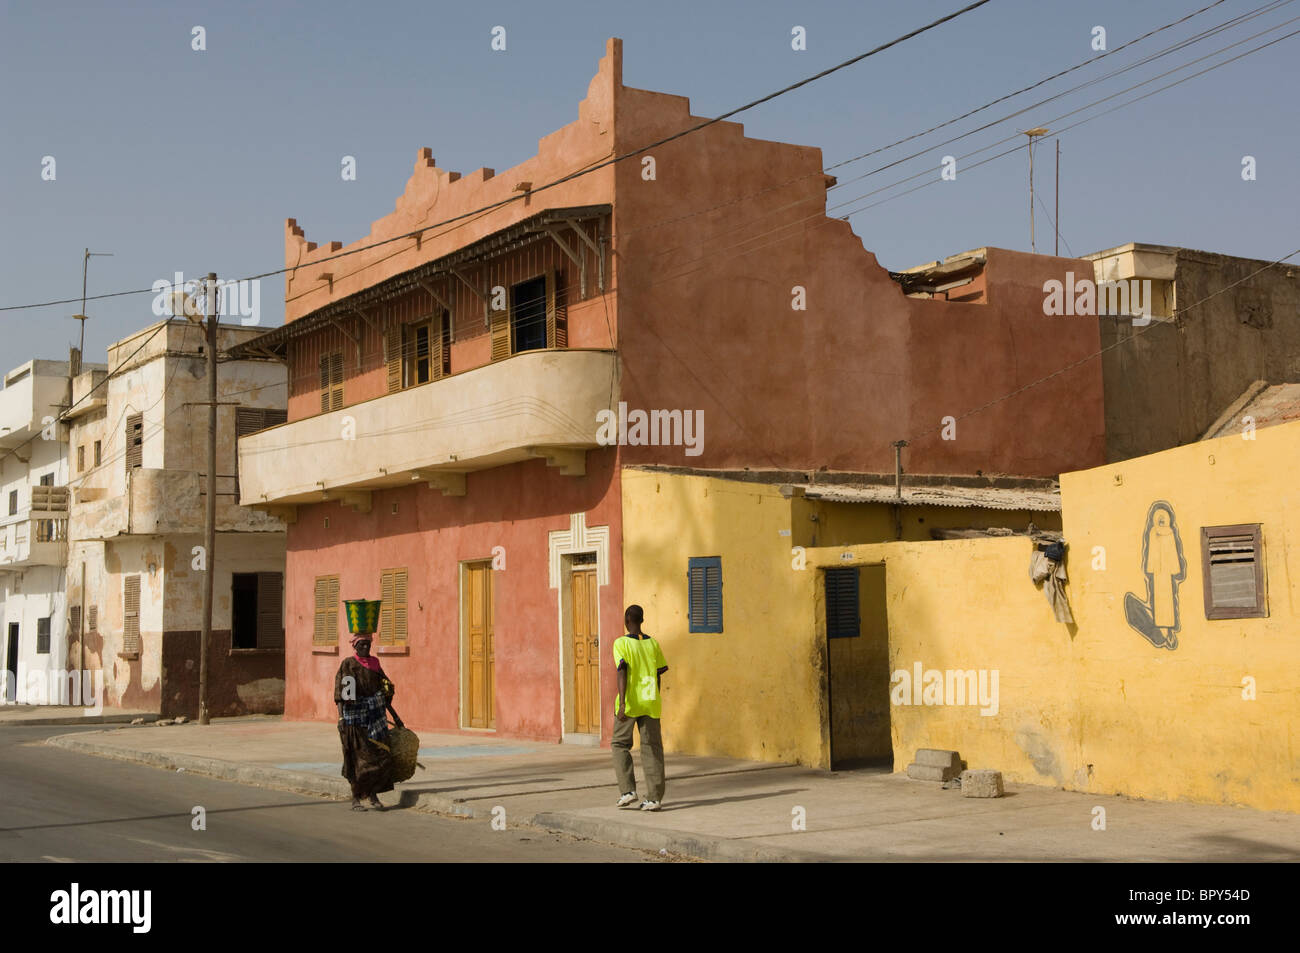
[906,762,959,782]
[914,748,962,770]
[960,769,1004,798]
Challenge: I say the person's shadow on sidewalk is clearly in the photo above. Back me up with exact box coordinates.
[393,778,566,808]
[658,787,807,811]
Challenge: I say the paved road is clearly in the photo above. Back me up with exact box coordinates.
[0,726,673,862]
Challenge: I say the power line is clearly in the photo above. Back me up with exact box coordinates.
[832,20,1300,220]
[208,7,1298,416]
[824,0,1238,172]
[827,1,1299,202]
[0,0,994,315]
[646,13,1300,278]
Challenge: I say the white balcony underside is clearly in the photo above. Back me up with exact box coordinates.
[238,348,619,507]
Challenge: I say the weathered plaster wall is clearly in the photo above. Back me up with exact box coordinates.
[284,449,623,743]
[66,321,287,713]
[1,566,68,704]
[1101,248,1300,462]
[621,469,825,765]
[610,70,1106,477]
[619,468,1053,767]
[809,419,1300,812]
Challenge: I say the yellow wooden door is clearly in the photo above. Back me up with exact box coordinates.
[464,562,495,729]
[570,568,600,734]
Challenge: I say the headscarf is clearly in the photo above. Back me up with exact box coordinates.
[350,633,382,671]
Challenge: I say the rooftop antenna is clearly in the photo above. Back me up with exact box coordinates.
[73,247,113,373]
[1022,128,1049,253]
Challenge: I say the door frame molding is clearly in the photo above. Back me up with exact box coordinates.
[558,555,601,740]
[549,513,609,742]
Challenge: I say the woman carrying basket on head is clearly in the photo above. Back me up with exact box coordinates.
[335,632,404,812]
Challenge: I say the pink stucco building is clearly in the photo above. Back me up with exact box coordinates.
[233,39,1104,743]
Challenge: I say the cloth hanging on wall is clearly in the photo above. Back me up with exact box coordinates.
[1030,547,1075,624]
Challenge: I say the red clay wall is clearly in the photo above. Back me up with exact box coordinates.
[283,449,623,742]
[609,83,1106,477]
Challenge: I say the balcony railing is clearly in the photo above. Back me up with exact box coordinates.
[0,518,67,567]
[238,348,619,509]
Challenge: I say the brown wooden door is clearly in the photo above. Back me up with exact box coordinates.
[464,562,495,729]
[570,568,600,734]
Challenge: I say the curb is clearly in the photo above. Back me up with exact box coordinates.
[532,811,827,863]
[2,713,159,728]
[46,731,349,799]
[45,732,828,862]
[46,731,483,819]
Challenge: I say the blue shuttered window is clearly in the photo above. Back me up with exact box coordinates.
[825,568,860,639]
[687,556,723,633]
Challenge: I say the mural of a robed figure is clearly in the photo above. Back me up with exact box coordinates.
[1124,501,1188,650]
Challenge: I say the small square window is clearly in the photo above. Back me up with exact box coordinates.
[1201,524,1266,619]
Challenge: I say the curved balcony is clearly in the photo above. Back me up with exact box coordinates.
[237,348,619,511]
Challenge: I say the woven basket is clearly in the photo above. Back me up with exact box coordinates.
[344,599,382,634]
[388,726,421,783]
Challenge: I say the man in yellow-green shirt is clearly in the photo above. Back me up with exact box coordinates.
[612,604,668,811]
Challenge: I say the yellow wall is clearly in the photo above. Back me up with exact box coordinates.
[806,421,1300,812]
[620,470,827,766]
[1062,418,1299,811]
[619,469,1052,768]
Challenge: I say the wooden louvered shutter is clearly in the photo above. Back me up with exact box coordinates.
[264,409,287,427]
[256,572,284,649]
[69,605,81,640]
[327,576,339,640]
[379,570,395,646]
[1201,524,1266,619]
[430,320,445,381]
[489,308,511,362]
[385,331,402,393]
[441,310,452,376]
[319,355,331,413]
[313,577,326,643]
[320,353,344,411]
[123,575,141,654]
[314,572,332,647]
[546,270,568,349]
[235,407,263,439]
[330,353,344,410]
[825,568,861,639]
[394,569,408,643]
[125,413,143,470]
[687,557,723,633]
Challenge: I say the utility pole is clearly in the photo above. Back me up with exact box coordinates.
[73,249,113,376]
[198,273,218,725]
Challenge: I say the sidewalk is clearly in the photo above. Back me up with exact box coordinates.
[45,717,1300,862]
[0,704,157,727]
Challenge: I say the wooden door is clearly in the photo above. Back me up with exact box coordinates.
[464,562,495,729]
[570,568,600,734]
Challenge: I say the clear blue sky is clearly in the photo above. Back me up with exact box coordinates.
[2,0,1296,363]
